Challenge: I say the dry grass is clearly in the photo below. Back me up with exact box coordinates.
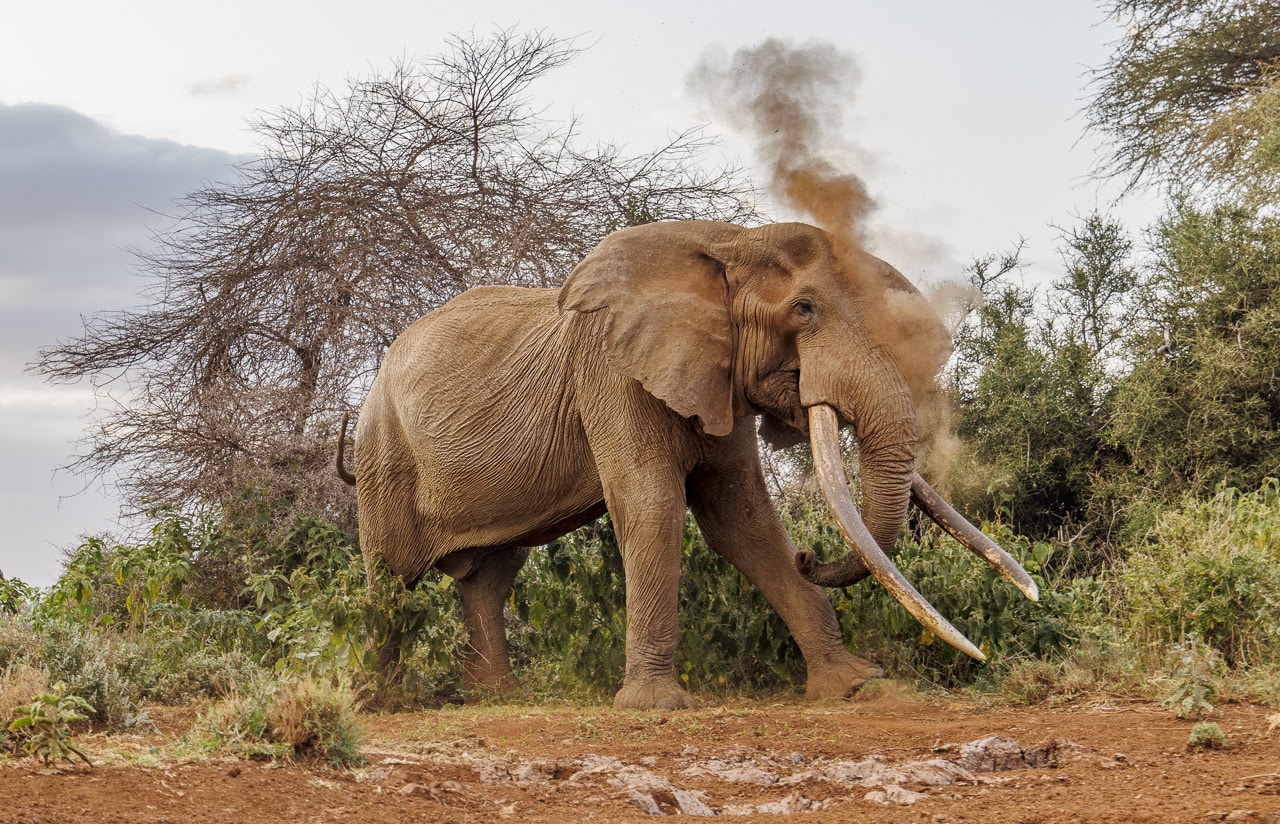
[263,678,365,763]
[0,663,50,724]
[197,676,365,766]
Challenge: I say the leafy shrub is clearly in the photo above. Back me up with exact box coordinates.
[7,682,94,767]
[1120,480,1280,667]
[1160,635,1223,718]
[508,505,1074,696]
[510,516,809,699]
[34,619,145,728]
[509,520,627,698]
[1187,722,1228,750]
[248,519,467,699]
[0,577,36,616]
[0,613,38,672]
[812,515,1072,687]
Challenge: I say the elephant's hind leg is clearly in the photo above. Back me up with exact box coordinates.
[441,546,530,696]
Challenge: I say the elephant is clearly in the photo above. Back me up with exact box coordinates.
[337,219,1038,709]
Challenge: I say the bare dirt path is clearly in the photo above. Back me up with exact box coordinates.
[4,691,1278,823]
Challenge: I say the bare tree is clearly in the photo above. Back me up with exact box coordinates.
[38,30,758,533]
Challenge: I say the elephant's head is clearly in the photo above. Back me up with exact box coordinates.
[560,220,1037,660]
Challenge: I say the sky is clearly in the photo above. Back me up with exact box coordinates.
[0,0,1162,587]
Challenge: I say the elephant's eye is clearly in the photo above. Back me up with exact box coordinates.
[794,298,816,320]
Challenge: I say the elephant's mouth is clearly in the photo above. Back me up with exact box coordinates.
[747,369,806,433]
[794,403,1039,662]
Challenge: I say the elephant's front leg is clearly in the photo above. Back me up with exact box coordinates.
[687,431,884,700]
[604,478,697,710]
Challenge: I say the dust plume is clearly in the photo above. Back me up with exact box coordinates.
[688,39,963,481]
[687,40,875,240]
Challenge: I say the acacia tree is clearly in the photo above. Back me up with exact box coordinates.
[1101,203,1280,532]
[39,30,757,534]
[1088,0,1280,201]
[945,218,1138,544]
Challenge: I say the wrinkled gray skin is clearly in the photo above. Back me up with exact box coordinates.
[348,220,940,709]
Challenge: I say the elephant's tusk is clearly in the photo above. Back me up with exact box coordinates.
[802,404,986,662]
[909,473,1039,602]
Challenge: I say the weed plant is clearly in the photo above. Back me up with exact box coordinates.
[7,682,94,767]
[196,676,364,765]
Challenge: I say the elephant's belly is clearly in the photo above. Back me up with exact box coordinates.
[411,403,607,552]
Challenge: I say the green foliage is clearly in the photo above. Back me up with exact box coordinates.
[825,518,1071,686]
[7,682,94,767]
[34,619,145,728]
[248,517,466,698]
[511,516,807,698]
[1161,636,1223,719]
[948,215,1135,547]
[509,506,1074,695]
[1089,0,1280,201]
[1187,722,1228,750]
[676,518,805,692]
[510,521,627,697]
[0,577,36,616]
[1103,205,1280,529]
[1119,481,1280,667]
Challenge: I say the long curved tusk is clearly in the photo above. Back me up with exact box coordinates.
[910,474,1040,602]
[804,404,986,662]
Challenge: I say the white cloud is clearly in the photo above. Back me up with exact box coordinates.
[188,74,254,97]
[0,104,241,587]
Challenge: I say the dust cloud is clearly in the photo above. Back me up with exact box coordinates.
[688,39,965,482]
[686,39,875,241]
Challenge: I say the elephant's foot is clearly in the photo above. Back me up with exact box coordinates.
[805,652,885,701]
[613,678,699,710]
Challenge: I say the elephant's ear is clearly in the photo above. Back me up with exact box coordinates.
[559,221,742,437]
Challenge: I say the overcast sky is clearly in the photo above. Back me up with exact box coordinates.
[0,1,1161,586]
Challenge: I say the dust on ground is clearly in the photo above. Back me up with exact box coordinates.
[5,688,1279,823]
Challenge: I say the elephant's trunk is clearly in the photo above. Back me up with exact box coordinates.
[796,404,986,662]
[795,341,917,581]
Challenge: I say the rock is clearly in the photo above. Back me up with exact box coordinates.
[673,789,715,816]
[684,763,779,785]
[786,755,972,789]
[865,784,927,805]
[626,790,662,815]
[1223,812,1278,824]
[956,736,1028,772]
[476,764,513,783]
[509,760,555,782]
[754,792,828,814]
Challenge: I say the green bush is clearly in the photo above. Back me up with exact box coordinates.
[507,505,1075,696]
[1187,722,1228,750]
[509,516,808,698]
[7,682,94,767]
[1119,480,1280,667]
[1160,635,1223,718]
[248,519,467,699]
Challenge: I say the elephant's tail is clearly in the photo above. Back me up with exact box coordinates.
[336,412,357,486]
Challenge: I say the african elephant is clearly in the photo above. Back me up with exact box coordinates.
[337,219,1038,709]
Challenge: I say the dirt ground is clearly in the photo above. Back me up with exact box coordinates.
[4,689,1279,823]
